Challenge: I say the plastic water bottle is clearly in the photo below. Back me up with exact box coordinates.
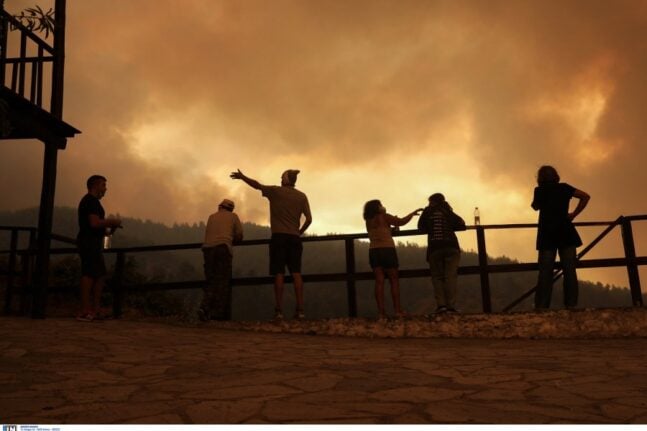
[103,228,112,249]
[474,207,481,226]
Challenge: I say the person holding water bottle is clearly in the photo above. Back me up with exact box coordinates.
[76,175,122,322]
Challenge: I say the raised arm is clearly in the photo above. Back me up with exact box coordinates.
[417,207,430,232]
[230,169,263,190]
[387,208,423,227]
[569,189,590,220]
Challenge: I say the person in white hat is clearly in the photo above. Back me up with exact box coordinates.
[199,198,243,321]
[230,168,312,320]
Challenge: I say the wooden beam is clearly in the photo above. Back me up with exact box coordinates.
[32,141,58,318]
[51,0,66,119]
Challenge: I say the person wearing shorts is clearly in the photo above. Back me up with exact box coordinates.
[76,175,122,321]
[231,168,312,320]
[363,199,421,320]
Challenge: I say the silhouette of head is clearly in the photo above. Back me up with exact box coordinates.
[86,175,107,199]
[218,199,235,212]
[428,192,453,211]
[281,169,300,186]
[363,199,384,220]
[537,165,560,185]
[428,193,445,206]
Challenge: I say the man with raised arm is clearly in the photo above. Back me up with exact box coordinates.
[231,169,312,320]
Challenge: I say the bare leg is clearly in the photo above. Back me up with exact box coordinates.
[80,275,94,315]
[92,276,105,314]
[374,267,386,318]
[386,268,404,316]
[274,273,285,312]
[292,272,304,312]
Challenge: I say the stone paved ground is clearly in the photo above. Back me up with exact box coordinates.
[1,316,647,424]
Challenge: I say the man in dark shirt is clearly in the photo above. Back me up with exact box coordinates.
[77,175,122,321]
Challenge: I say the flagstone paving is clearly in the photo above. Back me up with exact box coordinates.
[1,316,646,424]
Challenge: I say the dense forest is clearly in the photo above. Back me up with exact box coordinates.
[0,207,633,320]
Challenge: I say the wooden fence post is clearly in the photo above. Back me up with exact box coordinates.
[3,228,18,313]
[20,229,37,315]
[476,226,492,313]
[345,238,357,318]
[621,218,643,306]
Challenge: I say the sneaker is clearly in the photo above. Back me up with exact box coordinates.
[434,306,448,314]
[273,309,284,321]
[294,309,305,320]
[446,307,460,314]
[76,313,94,322]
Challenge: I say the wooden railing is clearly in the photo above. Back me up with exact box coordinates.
[1,216,646,318]
[0,10,55,110]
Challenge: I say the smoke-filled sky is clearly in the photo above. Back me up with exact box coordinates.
[2,0,647,287]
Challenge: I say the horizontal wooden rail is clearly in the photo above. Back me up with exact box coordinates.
[3,56,53,63]
[44,256,647,294]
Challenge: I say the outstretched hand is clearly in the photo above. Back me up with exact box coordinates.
[230,169,244,180]
[411,208,423,216]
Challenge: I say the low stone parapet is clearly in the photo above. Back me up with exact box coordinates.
[208,307,647,339]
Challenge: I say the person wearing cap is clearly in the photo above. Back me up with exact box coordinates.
[200,198,243,321]
[230,168,312,320]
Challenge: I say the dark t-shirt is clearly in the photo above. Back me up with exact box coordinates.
[78,193,105,239]
[532,182,582,250]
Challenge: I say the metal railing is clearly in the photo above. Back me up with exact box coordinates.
[1,216,646,318]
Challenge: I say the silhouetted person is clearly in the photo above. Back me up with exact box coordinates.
[418,193,466,314]
[532,165,590,310]
[77,175,122,321]
[199,199,243,321]
[364,199,422,319]
[230,169,312,320]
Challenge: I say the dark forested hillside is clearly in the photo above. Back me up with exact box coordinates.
[0,207,633,320]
